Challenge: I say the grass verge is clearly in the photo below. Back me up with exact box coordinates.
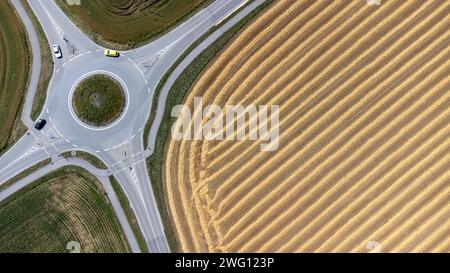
[62,151,108,170]
[145,0,273,252]
[20,0,54,121]
[0,158,51,193]
[0,166,130,253]
[110,176,149,253]
[56,0,213,50]
[0,1,31,156]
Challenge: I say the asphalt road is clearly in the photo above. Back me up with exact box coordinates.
[1,0,266,253]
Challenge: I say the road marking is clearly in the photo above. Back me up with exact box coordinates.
[86,50,92,54]
[132,152,142,157]
[131,135,136,140]
[214,0,249,26]
[51,124,64,138]
[133,159,146,166]
[62,62,67,67]
[67,70,130,131]
[138,128,142,133]
[50,143,60,154]
[127,57,133,62]
[69,53,83,62]
[111,161,122,167]
[56,69,60,74]
[46,108,49,114]
[147,87,151,93]
[111,139,130,150]
[42,146,51,156]
[73,144,79,148]
[95,49,101,52]
[130,168,138,184]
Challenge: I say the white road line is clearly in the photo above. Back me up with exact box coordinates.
[56,69,60,74]
[111,161,123,167]
[50,143,59,153]
[73,144,78,148]
[46,108,49,114]
[147,87,151,93]
[133,63,146,78]
[138,128,142,133]
[68,70,130,131]
[132,152,142,157]
[133,159,146,166]
[131,135,136,140]
[113,166,128,174]
[62,62,67,67]
[42,146,51,156]
[111,139,130,150]
[95,49,101,52]
[127,57,132,62]
[215,0,249,26]
[51,124,64,138]
[87,50,92,54]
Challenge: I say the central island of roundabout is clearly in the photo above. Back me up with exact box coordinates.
[70,72,128,129]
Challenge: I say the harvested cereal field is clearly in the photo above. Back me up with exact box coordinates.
[57,0,211,48]
[165,0,450,252]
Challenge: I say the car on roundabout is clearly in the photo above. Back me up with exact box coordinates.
[34,119,47,130]
[104,49,120,57]
[52,44,62,58]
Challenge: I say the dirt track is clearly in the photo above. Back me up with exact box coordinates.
[165,0,450,252]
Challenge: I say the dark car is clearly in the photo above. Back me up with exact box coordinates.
[34,119,47,130]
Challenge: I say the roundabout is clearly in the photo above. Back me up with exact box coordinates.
[45,50,151,151]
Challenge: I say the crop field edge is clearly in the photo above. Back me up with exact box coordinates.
[145,0,273,253]
[56,0,215,50]
[0,0,31,157]
[0,166,131,253]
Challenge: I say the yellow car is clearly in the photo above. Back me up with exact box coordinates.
[104,49,120,57]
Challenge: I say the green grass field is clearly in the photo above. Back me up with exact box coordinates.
[73,75,125,126]
[0,167,130,253]
[56,0,211,49]
[0,1,30,155]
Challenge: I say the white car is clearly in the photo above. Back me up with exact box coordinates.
[52,44,62,58]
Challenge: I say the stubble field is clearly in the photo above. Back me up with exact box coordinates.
[165,0,449,252]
